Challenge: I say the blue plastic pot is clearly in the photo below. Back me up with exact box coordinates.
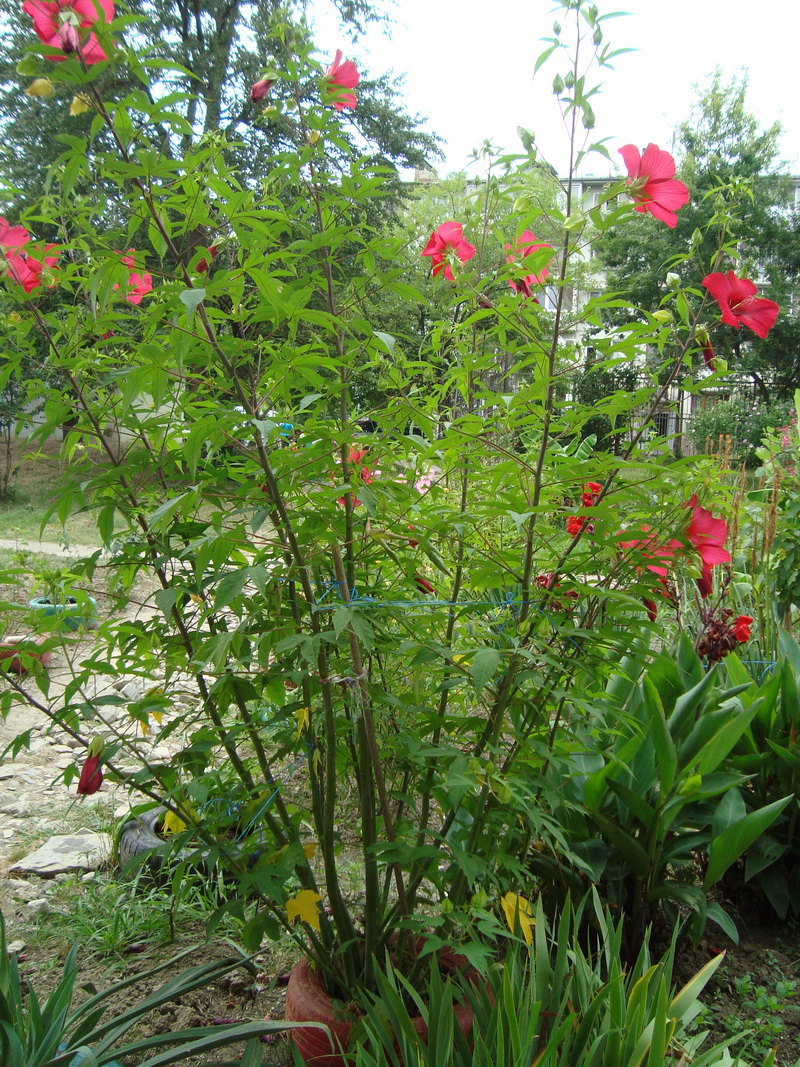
[29,595,99,631]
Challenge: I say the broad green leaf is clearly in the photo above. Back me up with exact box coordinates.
[704,796,793,889]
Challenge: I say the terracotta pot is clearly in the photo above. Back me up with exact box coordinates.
[0,635,53,675]
[284,945,476,1067]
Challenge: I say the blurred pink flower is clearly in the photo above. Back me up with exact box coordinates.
[324,50,359,110]
[23,0,114,65]
[0,217,30,250]
[504,230,553,297]
[5,245,59,293]
[685,494,730,599]
[422,221,476,281]
[619,143,689,228]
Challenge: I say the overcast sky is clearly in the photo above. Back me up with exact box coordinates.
[312,0,800,179]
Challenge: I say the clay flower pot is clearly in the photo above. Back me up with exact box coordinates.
[0,635,53,675]
[284,945,476,1067]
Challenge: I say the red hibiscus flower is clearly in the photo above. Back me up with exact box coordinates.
[414,575,435,594]
[685,494,731,599]
[701,271,780,340]
[504,230,553,298]
[0,217,30,250]
[77,753,103,794]
[250,76,272,102]
[701,341,716,368]
[566,515,584,537]
[733,615,753,642]
[619,143,689,229]
[23,0,114,65]
[580,481,603,507]
[5,246,59,293]
[422,221,477,282]
[324,50,359,111]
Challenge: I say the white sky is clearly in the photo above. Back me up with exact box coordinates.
[312,0,800,179]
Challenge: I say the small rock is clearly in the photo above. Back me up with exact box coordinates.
[0,799,31,817]
[7,940,26,954]
[26,898,51,916]
[2,830,13,839]
[2,879,40,902]
[80,872,95,883]
[9,831,112,877]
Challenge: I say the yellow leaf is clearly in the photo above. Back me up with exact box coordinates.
[286,889,322,932]
[307,130,321,145]
[140,716,149,736]
[161,802,196,836]
[500,891,535,946]
[27,78,54,98]
[294,705,310,740]
[303,842,317,859]
[70,93,91,115]
[453,654,471,667]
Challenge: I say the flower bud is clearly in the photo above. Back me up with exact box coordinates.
[70,94,90,115]
[553,20,561,34]
[564,70,575,88]
[552,74,565,95]
[250,76,272,103]
[26,78,54,98]
[592,25,602,44]
[57,20,80,53]
[581,103,595,129]
[665,271,681,289]
[653,309,673,324]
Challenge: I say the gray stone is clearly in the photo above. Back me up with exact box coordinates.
[0,764,26,781]
[7,940,26,954]
[0,798,31,817]
[3,879,40,902]
[25,898,51,916]
[9,830,112,877]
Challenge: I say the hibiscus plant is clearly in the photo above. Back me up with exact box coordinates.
[0,0,786,1009]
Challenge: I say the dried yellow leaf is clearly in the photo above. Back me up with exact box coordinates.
[27,78,54,98]
[286,889,322,932]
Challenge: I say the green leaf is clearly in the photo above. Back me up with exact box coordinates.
[705,902,739,944]
[669,953,725,1020]
[374,331,396,355]
[469,648,502,691]
[704,796,793,889]
[178,287,206,320]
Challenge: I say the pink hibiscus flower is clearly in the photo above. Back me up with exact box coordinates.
[619,143,689,229]
[701,271,780,340]
[126,272,152,304]
[422,221,476,282]
[504,230,553,298]
[5,246,59,293]
[324,50,359,111]
[684,494,731,598]
[0,217,31,250]
[23,0,114,65]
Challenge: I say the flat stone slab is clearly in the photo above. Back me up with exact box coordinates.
[9,830,112,877]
